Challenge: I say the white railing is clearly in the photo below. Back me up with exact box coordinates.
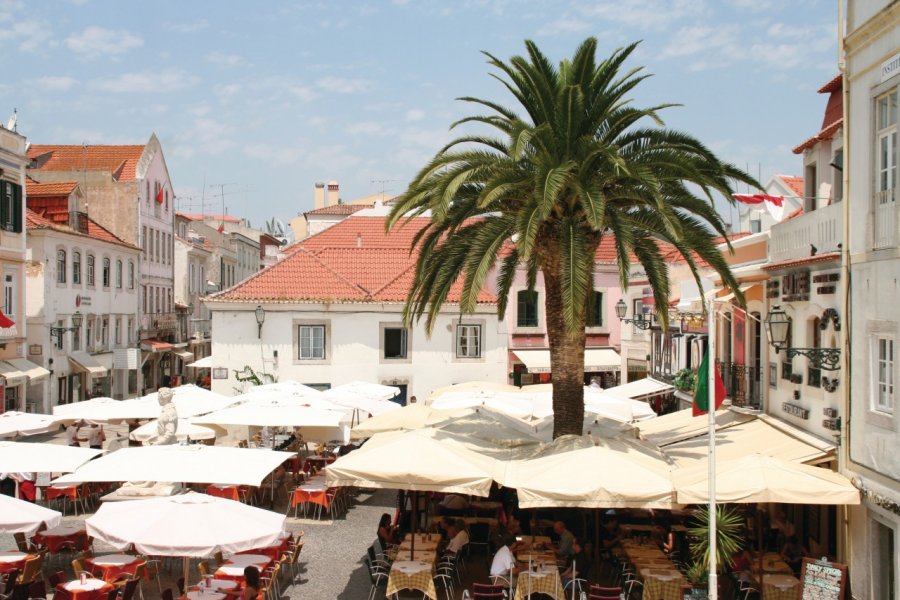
[873,188,898,249]
[769,201,843,263]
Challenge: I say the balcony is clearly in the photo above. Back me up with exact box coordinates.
[717,361,761,409]
[189,320,211,340]
[141,312,177,333]
[769,201,843,263]
[873,188,899,249]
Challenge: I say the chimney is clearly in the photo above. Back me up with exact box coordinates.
[314,182,325,210]
[327,180,339,207]
[357,233,362,248]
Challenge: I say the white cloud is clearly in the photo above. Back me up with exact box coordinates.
[345,121,388,136]
[206,52,251,68]
[29,75,77,91]
[537,17,591,37]
[405,109,425,122]
[316,76,373,94]
[214,83,242,98]
[581,0,705,31]
[164,19,208,33]
[172,116,237,159]
[0,17,54,52]
[91,68,197,93]
[65,26,143,58]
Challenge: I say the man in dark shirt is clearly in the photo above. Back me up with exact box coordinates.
[561,538,590,586]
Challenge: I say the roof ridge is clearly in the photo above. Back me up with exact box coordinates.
[371,261,418,297]
[302,247,375,298]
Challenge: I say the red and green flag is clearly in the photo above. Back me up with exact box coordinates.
[693,350,726,416]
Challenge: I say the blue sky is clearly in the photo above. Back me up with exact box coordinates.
[1,0,837,232]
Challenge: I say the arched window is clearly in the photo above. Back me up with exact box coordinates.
[116,259,123,289]
[517,290,539,327]
[56,249,67,284]
[128,260,135,289]
[102,257,111,288]
[72,251,81,285]
[86,255,95,286]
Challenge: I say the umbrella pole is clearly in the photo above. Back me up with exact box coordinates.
[410,490,416,560]
[183,556,189,597]
[758,511,765,600]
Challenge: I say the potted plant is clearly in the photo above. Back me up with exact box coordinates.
[674,368,696,392]
[683,506,746,597]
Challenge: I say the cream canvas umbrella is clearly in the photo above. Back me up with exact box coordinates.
[185,356,213,368]
[430,406,542,448]
[53,445,294,487]
[129,419,224,443]
[0,441,102,473]
[503,435,677,509]
[350,404,461,440]
[243,381,323,398]
[0,494,62,534]
[0,411,58,438]
[673,453,860,505]
[87,492,285,587]
[531,414,636,442]
[52,386,238,424]
[194,398,344,428]
[322,381,400,402]
[427,380,521,403]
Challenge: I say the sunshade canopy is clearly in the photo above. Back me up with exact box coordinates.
[129,419,223,442]
[195,398,344,428]
[0,411,58,438]
[243,381,323,398]
[327,428,498,496]
[53,445,294,487]
[427,380,520,402]
[324,393,401,417]
[504,435,676,509]
[322,381,400,401]
[87,492,285,557]
[599,377,673,401]
[185,356,213,368]
[674,453,860,505]
[350,404,456,439]
[0,494,62,534]
[428,406,542,448]
[0,441,102,473]
[52,386,238,424]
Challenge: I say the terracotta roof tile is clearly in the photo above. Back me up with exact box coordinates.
[27,145,146,181]
[818,74,842,94]
[778,175,804,198]
[762,252,840,271]
[179,213,242,223]
[305,204,372,217]
[25,180,78,197]
[25,208,138,250]
[793,118,842,154]
[784,207,804,221]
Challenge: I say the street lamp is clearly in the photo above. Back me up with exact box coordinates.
[254,305,265,339]
[49,311,83,341]
[614,298,651,330]
[765,305,841,371]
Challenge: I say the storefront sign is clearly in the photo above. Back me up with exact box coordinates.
[782,402,809,419]
[75,294,91,307]
[800,557,847,600]
[28,344,42,356]
[212,367,228,380]
[882,51,900,83]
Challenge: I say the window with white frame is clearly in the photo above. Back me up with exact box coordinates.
[72,317,81,351]
[85,318,94,351]
[456,324,482,358]
[102,257,110,288]
[383,327,408,359]
[189,264,195,294]
[54,319,64,350]
[101,316,109,350]
[877,90,898,194]
[72,252,81,285]
[873,335,895,413]
[86,255,95,286]
[298,325,325,359]
[56,249,67,284]
[127,317,134,344]
[115,259,123,289]
[114,317,121,347]
[1,181,22,232]
[128,260,135,289]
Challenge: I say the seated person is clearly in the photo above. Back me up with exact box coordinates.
[490,535,525,586]
[553,521,575,560]
[377,512,399,547]
[561,538,590,586]
[731,548,753,582]
[599,517,622,557]
[223,566,259,600]
[780,536,807,574]
[446,519,469,554]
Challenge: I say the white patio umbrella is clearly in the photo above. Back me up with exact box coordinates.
[583,391,657,423]
[350,404,460,440]
[0,494,62,534]
[530,414,636,442]
[0,441,102,473]
[87,492,285,586]
[195,398,344,429]
[53,445,294,487]
[52,386,238,424]
[322,381,400,402]
[129,419,223,443]
[243,381,323,398]
[0,411,59,438]
[325,394,401,418]
[427,380,521,403]
[185,356,213,368]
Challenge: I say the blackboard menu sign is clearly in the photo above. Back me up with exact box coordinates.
[681,585,708,600]
[800,557,848,600]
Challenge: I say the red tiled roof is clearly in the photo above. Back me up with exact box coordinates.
[793,118,843,154]
[25,181,78,197]
[818,74,842,94]
[783,207,804,221]
[25,208,137,250]
[212,216,497,304]
[762,252,840,271]
[27,145,145,181]
[179,213,242,223]
[305,204,372,217]
[778,175,804,198]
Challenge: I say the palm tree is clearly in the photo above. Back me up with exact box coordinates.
[388,38,758,437]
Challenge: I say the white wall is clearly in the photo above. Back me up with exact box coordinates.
[207,302,508,400]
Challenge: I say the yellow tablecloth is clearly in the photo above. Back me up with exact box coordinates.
[514,569,565,600]
[386,560,437,600]
[642,570,684,600]
[761,574,800,600]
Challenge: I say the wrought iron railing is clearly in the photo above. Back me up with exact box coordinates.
[716,361,762,409]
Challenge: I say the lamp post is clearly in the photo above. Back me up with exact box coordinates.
[614,298,652,330]
[765,305,841,370]
[49,310,83,341]
[254,305,265,339]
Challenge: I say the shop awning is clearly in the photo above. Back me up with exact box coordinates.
[717,283,758,303]
[173,350,194,362]
[4,358,50,383]
[186,356,213,369]
[0,362,27,386]
[141,340,173,353]
[600,377,673,401]
[514,348,621,373]
[69,352,108,377]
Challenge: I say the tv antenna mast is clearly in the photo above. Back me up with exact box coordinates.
[371,178,399,203]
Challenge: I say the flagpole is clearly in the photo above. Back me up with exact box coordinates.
[707,297,718,599]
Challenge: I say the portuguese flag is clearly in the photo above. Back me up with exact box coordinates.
[693,351,726,416]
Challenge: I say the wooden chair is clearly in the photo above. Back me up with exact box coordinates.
[118,578,139,600]
[16,555,44,587]
[588,585,623,600]
[197,560,210,579]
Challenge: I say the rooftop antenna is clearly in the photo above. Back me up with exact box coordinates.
[6,109,16,132]
[371,178,399,203]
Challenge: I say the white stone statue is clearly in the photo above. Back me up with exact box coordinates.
[152,387,178,445]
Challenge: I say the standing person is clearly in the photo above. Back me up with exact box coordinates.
[12,473,35,503]
[87,423,106,449]
[0,473,14,497]
[65,421,83,446]
[553,521,575,560]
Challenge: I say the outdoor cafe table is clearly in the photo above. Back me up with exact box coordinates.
[58,578,115,600]
[32,524,88,552]
[185,590,225,600]
[214,554,272,582]
[85,554,145,582]
[290,483,329,516]
[515,566,565,600]
[398,538,439,553]
[0,551,33,573]
[237,531,293,561]
[761,574,801,600]
[185,580,238,600]
[386,560,437,600]
[640,567,685,600]
[752,552,794,575]
[301,456,334,473]
[206,485,241,502]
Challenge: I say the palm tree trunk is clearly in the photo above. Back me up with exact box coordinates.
[542,263,586,439]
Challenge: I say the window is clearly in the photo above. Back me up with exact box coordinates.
[298,325,325,359]
[72,252,81,285]
[516,290,539,327]
[86,318,94,351]
[876,90,898,193]
[115,260,123,289]
[54,320,64,350]
[56,249,67,284]
[456,324,482,358]
[384,327,408,359]
[587,290,604,327]
[72,317,81,351]
[873,336,895,413]
[189,264,195,294]
[86,255,95,286]
[632,298,650,334]
[128,260,134,289]
[781,317,794,381]
[114,317,121,346]
[808,317,822,388]
[145,181,150,205]
[127,317,134,344]
[3,272,12,317]
[0,181,23,232]
[750,217,762,234]
[101,316,109,349]
[832,150,843,203]
[143,286,148,314]
[102,258,110,288]
[142,226,147,257]
[873,520,896,600]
